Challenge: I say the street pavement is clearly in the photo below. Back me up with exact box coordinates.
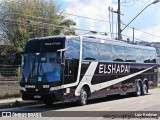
[0,88,159,120]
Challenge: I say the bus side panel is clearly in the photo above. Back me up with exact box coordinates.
[79,61,157,98]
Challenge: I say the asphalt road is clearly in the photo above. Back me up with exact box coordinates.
[0,88,160,120]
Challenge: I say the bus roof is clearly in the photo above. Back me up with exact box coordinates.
[67,35,156,51]
[28,36,66,41]
[28,35,156,51]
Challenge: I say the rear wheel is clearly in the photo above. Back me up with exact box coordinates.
[135,82,142,96]
[142,82,148,95]
[78,87,88,106]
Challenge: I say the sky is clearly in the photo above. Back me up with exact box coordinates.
[59,0,160,42]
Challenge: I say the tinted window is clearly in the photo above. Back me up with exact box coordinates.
[150,51,156,63]
[82,41,98,60]
[143,49,150,63]
[99,44,112,61]
[113,45,125,62]
[150,50,156,63]
[135,49,143,63]
[65,38,80,59]
[124,47,136,62]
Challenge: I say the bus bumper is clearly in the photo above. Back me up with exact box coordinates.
[21,91,63,102]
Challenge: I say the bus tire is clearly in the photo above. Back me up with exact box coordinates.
[142,82,148,95]
[78,87,88,106]
[135,82,142,96]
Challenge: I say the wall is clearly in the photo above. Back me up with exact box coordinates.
[0,80,20,99]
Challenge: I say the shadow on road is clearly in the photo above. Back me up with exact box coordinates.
[18,93,151,112]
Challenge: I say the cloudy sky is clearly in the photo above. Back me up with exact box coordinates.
[1,0,159,42]
[60,0,160,42]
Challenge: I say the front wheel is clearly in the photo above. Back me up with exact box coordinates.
[78,87,88,106]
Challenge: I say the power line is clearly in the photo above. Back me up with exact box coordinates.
[0,19,114,35]
[121,22,160,38]
[134,28,160,38]
[5,11,117,24]
[1,17,159,43]
[112,0,132,4]
[122,34,146,41]
[1,11,160,39]
[121,0,137,7]
[62,12,116,23]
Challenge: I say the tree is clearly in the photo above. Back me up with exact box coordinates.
[0,0,76,52]
[0,45,15,64]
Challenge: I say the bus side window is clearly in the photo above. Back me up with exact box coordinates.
[98,44,112,62]
[150,50,156,63]
[82,41,98,61]
[124,47,136,62]
[65,39,80,59]
[135,49,143,63]
[143,49,150,63]
[112,45,125,62]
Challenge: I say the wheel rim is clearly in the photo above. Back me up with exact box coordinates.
[137,83,141,96]
[143,84,147,94]
[81,89,87,105]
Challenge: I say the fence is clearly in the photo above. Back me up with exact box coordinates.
[0,65,20,81]
[0,65,20,99]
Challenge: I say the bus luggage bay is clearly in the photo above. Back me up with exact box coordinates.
[19,35,158,105]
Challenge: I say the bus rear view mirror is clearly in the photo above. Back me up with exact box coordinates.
[11,52,23,66]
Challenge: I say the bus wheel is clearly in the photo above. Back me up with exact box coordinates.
[135,82,142,96]
[78,87,88,106]
[142,82,148,95]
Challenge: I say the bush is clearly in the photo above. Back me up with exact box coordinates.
[0,45,15,65]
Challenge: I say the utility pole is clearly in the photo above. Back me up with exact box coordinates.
[133,28,135,42]
[118,0,121,40]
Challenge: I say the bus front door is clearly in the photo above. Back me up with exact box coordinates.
[63,59,74,84]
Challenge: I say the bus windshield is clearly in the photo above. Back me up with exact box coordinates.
[22,53,60,83]
[21,37,65,83]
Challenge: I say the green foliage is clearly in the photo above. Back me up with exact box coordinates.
[0,0,76,52]
[0,45,15,64]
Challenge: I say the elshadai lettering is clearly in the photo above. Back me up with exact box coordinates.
[99,64,130,74]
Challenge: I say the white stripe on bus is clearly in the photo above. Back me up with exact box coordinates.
[75,62,155,96]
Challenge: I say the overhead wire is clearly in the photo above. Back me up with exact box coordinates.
[122,34,146,41]
[0,18,116,35]
[121,0,137,7]
[0,11,160,40]
[121,22,160,38]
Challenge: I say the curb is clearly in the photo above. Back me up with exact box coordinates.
[0,100,42,109]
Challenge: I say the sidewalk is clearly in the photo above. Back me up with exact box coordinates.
[0,98,42,109]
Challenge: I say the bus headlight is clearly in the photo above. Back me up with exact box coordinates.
[20,86,26,91]
[50,86,60,91]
